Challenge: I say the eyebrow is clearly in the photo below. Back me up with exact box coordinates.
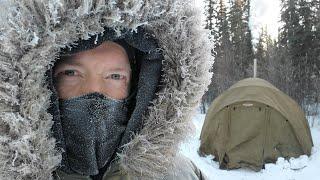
[55,59,131,72]
[107,67,131,72]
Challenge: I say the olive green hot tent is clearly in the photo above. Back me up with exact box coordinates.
[199,78,313,171]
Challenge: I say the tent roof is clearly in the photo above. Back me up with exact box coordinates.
[229,78,279,91]
[204,78,313,154]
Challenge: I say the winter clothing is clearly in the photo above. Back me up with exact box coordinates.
[53,155,206,180]
[0,0,213,180]
[57,92,131,175]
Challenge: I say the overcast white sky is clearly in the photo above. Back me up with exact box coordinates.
[194,0,281,42]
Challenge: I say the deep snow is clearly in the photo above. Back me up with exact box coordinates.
[180,113,320,180]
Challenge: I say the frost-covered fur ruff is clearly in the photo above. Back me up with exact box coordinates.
[0,0,213,179]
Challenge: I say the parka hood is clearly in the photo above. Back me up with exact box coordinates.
[0,0,213,179]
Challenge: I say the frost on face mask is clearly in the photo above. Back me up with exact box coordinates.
[58,92,129,175]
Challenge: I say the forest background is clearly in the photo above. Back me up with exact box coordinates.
[201,0,320,126]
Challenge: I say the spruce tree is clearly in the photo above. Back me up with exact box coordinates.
[229,0,254,78]
[202,0,218,112]
[279,0,305,105]
[205,0,218,36]
[279,0,319,107]
[255,27,269,80]
[213,0,238,95]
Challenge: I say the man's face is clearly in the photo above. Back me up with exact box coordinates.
[53,41,131,100]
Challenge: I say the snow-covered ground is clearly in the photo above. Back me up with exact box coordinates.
[180,113,320,180]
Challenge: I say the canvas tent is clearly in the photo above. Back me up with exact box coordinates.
[199,78,313,171]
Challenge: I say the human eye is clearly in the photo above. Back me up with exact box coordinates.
[57,70,79,77]
[107,73,126,80]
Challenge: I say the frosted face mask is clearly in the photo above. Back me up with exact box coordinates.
[58,92,130,175]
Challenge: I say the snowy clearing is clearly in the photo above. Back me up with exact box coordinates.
[180,113,320,180]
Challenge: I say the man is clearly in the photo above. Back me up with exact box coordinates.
[0,0,213,180]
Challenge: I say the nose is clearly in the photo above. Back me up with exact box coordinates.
[82,75,105,95]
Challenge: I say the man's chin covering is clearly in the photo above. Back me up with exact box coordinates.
[57,92,129,175]
[0,0,213,179]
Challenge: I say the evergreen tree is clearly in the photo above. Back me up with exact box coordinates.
[312,0,320,78]
[216,0,230,47]
[205,0,218,36]
[201,0,218,112]
[243,0,255,74]
[229,0,254,78]
[255,27,269,80]
[278,0,319,110]
[312,0,320,105]
[202,0,255,112]
[213,0,238,95]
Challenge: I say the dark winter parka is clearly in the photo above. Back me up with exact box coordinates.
[0,0,213,180]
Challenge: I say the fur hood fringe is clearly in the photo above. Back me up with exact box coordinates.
[0,0,213,179]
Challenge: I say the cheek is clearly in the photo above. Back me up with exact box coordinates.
[54,77,130,100]
[55,85,73,99]
[54,81,82,99]
[103,81,129,99]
